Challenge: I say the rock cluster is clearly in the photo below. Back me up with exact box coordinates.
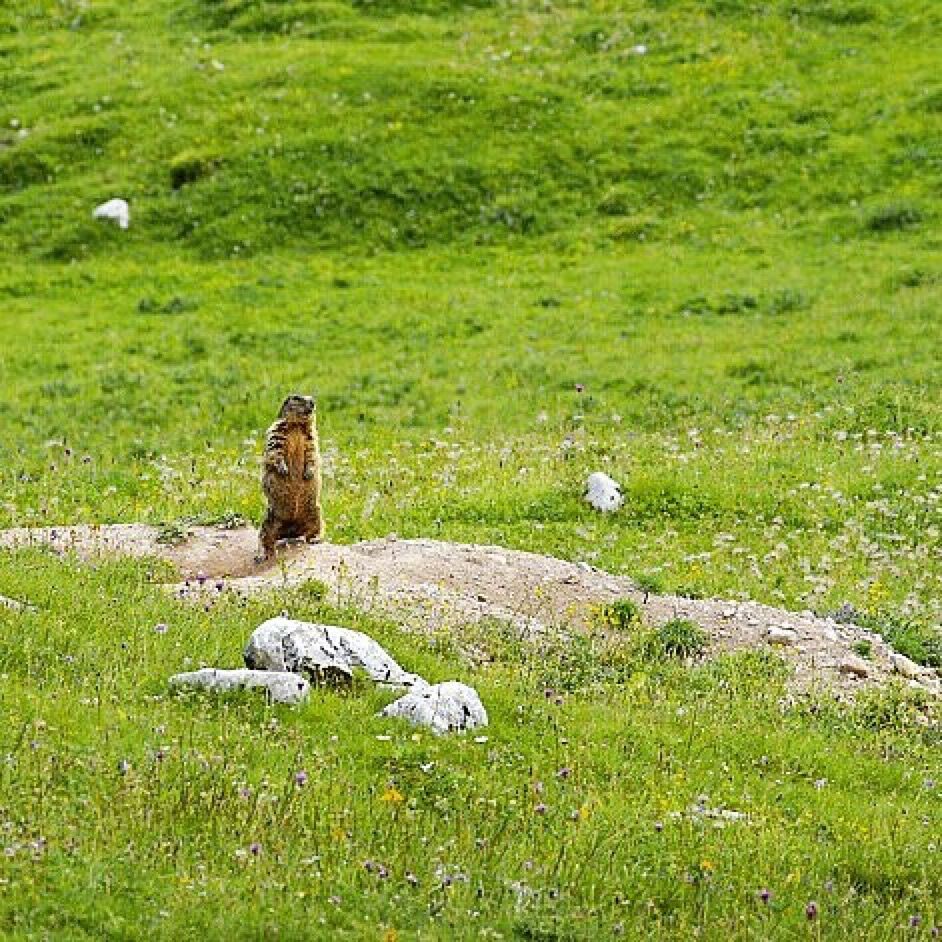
[170,615,487,733]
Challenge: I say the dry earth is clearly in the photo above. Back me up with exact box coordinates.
[1,523,939,698]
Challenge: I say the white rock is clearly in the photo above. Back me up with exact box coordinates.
[838,657,870,679]
[891,652,924,680]
[765,626,798,645]
[380,681,488,734]
[0,594,34,612]
[170,668,309,705]
[243,618,293,671]
[92,197,130,229]
[244,616,427,690]
[585,472,624,512]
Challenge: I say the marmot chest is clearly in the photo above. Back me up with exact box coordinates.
[283,427,309,478]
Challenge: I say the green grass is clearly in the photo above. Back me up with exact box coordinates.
[1,0,941,935]
[0,552,939,939]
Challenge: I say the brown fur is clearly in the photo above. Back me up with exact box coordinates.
[257,395,324,562]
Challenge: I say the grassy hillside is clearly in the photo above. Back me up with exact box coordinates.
[1,0,941,936]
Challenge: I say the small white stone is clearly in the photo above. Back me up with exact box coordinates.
[0,594,34,612]
[585,472,624,512]
[891,653,923,680]
[766,626,799,645]
[838,657,870,679]
[92,197,130,229]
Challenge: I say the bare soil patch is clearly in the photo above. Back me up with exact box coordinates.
[2,523,938,698]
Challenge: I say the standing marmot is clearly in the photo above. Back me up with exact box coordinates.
[257,394,325,562]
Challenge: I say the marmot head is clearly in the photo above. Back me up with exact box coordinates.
[278,394,316,419]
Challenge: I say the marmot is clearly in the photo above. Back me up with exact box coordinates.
[257,394,325,562]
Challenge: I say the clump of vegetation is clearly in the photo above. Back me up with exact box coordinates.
[644,618,709,661]
[864,202,923,232]
[635,573,666,599]
[296,577,329,604]
[595,597,643,632]
[169,151,222,190]
[852,639,873,658]
[856,611,942,669]
[852,682,932,733]
[156,519,193,545]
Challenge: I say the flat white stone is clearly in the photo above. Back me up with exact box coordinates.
[170,668,309,705]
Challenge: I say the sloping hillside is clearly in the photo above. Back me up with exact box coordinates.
[0,3,940,937]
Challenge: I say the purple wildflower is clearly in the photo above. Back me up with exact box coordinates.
[806,901,818,921]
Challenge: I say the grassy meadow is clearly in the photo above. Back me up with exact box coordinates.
[1,0,941,936]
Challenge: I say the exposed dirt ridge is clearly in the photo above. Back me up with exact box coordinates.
[1,523,938,698]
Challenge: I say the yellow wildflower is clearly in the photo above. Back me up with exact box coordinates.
[380,786,405,805]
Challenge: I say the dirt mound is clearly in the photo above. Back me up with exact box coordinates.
[1,523,938,698]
